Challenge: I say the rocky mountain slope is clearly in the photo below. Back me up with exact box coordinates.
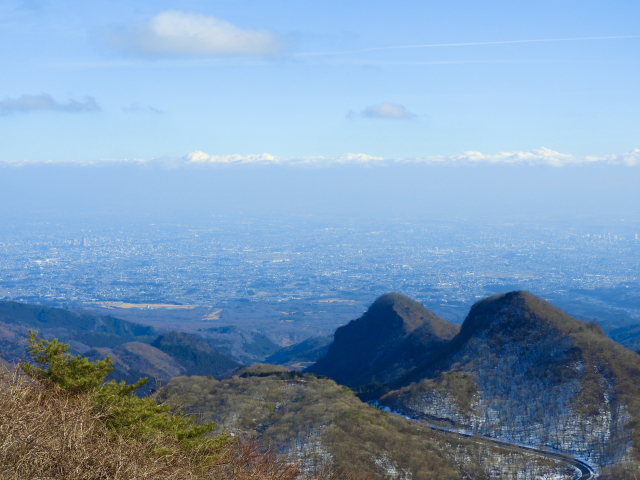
[161,367,576,479]
[306,293,458,388]
[377,291,640,474]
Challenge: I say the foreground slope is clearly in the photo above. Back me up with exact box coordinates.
[0,359,312,480]
[306,293,458,387]
[380,291,640,473]
[162,367,577,479]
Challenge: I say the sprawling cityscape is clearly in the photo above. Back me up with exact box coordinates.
[1,216,638,328]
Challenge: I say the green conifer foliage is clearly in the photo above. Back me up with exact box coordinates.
[22,329,116,394]
[21,330,223,453]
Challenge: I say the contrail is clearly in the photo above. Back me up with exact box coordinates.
[295,35,640,57]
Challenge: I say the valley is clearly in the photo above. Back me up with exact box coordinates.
[3,288,640,478]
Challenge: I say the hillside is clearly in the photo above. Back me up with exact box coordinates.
[0,301,157,360]
[161,368,576,479]
[84,342,187,394]
[265,335,333,370]
[0,301,156,337]
[199,325,281,364]
[306,293,458,387]
[0,342,314,480]
[151,331,241,377]
[0,302,246,392]
[378,291,640,475]
[609,324,640,353]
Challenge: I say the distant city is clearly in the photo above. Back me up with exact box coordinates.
[1,215,638,326]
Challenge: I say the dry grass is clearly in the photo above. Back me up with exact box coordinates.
[0,365,347,480]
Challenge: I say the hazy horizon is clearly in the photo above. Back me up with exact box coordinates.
[1,161,639,223]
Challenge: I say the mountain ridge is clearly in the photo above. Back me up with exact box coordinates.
[151,331,241,377]
[306,292,459,387]
[378,291,640,472]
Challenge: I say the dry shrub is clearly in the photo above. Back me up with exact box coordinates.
[0,365,334,480]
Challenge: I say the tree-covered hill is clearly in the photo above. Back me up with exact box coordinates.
[306,293,458,387]
[199,324,281,364]
[0,302,242,391]
[0,301,157,359]
[151,331,241,377]
[84,341,187,395]
[161,368,575,479]
[0,301,156,337]
[378,291,640,476]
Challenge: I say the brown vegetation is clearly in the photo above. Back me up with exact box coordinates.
[380,291,640,469]
[0,366,309,479]
[0,347,361,480]
[162,370,575,479]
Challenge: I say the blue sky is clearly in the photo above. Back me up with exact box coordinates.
[1,0,639,164]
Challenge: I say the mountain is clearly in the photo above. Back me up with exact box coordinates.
[265,335,333,370]
[151,331,241,377]
[0,301,157,352]
[198,325,281,364]
[0,301,156,337]
[84,341,186,395]
[160,369,576,479]
[608,323,640,353]
[378,291,640,474]
[0,301,159,366]
[306,293,458,388]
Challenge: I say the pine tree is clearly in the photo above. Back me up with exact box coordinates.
[21,330,224,452]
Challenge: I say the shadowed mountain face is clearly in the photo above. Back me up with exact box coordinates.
[380,291,640,472]
[199,325,281,365]
[151,331,241,377]
[0,301,159,365]
[608,324,640,353]
[306,293,459,388]
[0,301,156,337]
[265,335,333,370]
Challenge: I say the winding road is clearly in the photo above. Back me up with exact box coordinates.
[386,410,596,479]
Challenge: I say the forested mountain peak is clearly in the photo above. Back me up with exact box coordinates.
[457,290,605,344]
[363,292,447,335]
[306,293,458,387]
[380,291,640,472]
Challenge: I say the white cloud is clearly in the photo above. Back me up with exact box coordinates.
[409,148,640,167]
[187,151,278,164]
[357,102,416,120]
[2,148,639,168]
[109,11,283,57]
[334,153,386,164]
[185,151,384,166]
[0,94,99,114]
